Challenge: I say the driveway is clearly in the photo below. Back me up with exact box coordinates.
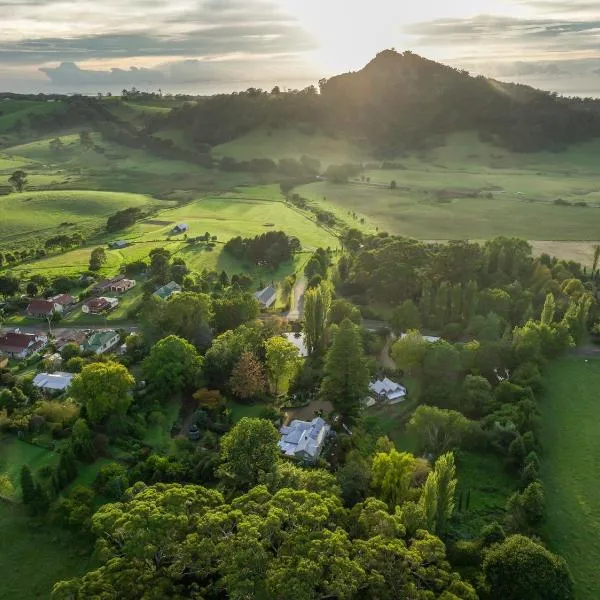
[285,275,307,321]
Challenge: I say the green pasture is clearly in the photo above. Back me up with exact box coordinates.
[213,127,371,166]
[541,357,600,600]
[0,100,65,134]
[0,189,162,248]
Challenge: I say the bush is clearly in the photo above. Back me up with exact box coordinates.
[448,540,482,567]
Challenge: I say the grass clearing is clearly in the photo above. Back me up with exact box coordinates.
[541,357,600,600]
[229,401,269,423]
[0,501,93,600]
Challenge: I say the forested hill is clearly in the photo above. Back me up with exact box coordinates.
[155,49,600,155]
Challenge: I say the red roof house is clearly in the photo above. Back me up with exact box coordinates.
[0,331,48,359]
[26,299,58,318]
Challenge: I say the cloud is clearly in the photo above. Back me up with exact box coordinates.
[39,56,318,86]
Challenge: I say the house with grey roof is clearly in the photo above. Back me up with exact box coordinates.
[254,285,277,309]
[33,371,74,393]
[278,417,331,463]
[369,377,407,405]
[171,223,189,234]
[153,281,182,301]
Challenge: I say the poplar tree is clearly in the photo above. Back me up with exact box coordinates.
[303,282,331,355]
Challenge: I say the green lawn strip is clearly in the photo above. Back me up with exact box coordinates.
[0,501,93,600]
[143,399,181,451]
[229,401,270,423]
[540,357,600,600]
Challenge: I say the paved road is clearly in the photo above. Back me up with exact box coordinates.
[2,324,138,336]
[285,275,308,321]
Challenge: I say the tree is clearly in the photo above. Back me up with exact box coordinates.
[89,247,107,271]
[229,351,266,400]
[461,374,493,418]
[217,418,279,492]
[320,319,369,423]
[407,405,470,456]
[0,274,19,297]
[327,298,361,326]
[432,452,457,534]
[540,292,556,325]
[49,137,65,154]
[264,336,302,394]
[303,282,331,355]
[212,292,260,333]
[70,361,135,425]
[20,465,36,505]
[391,329,427,375]
[483,535,573,599]
[371,449,416,509]
[140,292,213,349]
[391,299,421,334]
[142,335,202,399]
[593,244,600,278]
[8,170,27,192]
[71,418,96,461]
[79,130,93,149]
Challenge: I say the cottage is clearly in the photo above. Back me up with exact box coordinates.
[82,330,120,354]
[153,281,182,301]
[93,274,127,293]
[50,294,76,309]
[278,417,331,463]
[109,240,129,249]
[369,377,407,405]
[254,285,277,309]
[54,330,88,352]
[171,223,189,234]
[26,298,61,318]
[33,371,73,393]
[108,278,136,294]
[82,297,119,314]
[0,331,48,359]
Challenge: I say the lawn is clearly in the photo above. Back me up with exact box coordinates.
[0,435,60,498]
[0,100,65,133]
[229,401,269,423]
[0,501,93,600]
[540,357,600,600]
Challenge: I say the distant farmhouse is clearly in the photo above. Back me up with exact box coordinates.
[171,223,189,234]
[369,377,407,405]
[108,240,129,249]
[255,285,277,309]
[0,331,48,360]
[278,417,331,463]
[153,281,182,301]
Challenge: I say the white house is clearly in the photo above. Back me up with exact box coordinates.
[255,285,277,309]
[369,377,407,404]
[0,331,48,359]
[278,417,331,463]
[33,371,74,393]
[400,333,441,343]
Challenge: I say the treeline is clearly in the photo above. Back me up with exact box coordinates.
[224,231,301,269]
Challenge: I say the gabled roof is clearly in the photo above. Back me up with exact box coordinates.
[51,294,74,306]
[153,281,182,300]
[255,285,277,307]
[369,377,407,401]
[278,417,330,459]
[33,371,73,391]
[0,331,38,351]
[85,297,110,310]
[27,299,55,314]
[83,330,119,350]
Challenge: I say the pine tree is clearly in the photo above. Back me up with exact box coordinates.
[320,319,369,423]
[303,283,331,355]
[20,465,36,505]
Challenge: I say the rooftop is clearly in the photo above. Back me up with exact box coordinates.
[255,285,277,307]
[33,371,73,391]
[84,330,119,349]
[0,331,41,351]
[278,417,330,460]
[153,281,182,300]
[27,299,55,313]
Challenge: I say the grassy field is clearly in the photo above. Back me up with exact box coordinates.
[213,127,371,166]
[541,357,600,600]
[0,189,164,248]
[8,190,339,283]
[0,100,65,134]
[0,501,93,600]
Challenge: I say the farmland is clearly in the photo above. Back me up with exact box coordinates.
[541,357,600,600]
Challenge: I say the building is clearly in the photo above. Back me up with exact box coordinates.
[283,332,308,357]
[26,298,61,318]
[93,274,127,293]
[400,333,441,343]
[171,223,189,234]
[82,297,119,314]
[369,377,407,405]
[54,330,89,352]
[107,278,135,294]
[82,330,120,354]
[50,294,76,309]
[254,285,277,309]
[33,371,73,393]
[278,417,331,463]
[109,240,129,249]
[153,281,182,301]
[0,331,48,359]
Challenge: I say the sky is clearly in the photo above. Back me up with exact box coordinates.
[2,0,600,96]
